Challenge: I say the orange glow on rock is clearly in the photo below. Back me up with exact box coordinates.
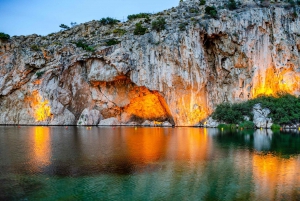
[252,66,300,98]
[174,92,208,126]
[26,91,51,122]
[124,87,171,121]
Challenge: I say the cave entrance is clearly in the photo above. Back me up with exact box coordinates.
[95,78,174,125]
[123,86,174,125]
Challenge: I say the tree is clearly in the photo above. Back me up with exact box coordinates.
[59,24,70,30]
[0,32,10,41]
[70,22,77,27]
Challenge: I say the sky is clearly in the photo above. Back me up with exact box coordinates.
[0,0,178,36]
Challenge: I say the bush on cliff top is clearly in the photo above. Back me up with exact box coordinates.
[212,93,300,125]
[127,13,151,21]
[0,32,10,41]
[99,17,119,25]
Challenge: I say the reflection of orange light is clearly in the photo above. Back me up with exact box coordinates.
[26,91,51,121]
[168,128,210,161]
[125,128,169,163]
[252,67,300,98]
[33,127,51,167]
[252,154,300,200]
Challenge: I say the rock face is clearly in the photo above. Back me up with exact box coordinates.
[0,0,300,126]
[253,104,273,128]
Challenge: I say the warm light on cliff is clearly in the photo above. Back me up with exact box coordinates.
[252,67,300,98]
[26,91,51,122]
[175,93,208,126]
[35,99,51,121]
[124,88,171,121]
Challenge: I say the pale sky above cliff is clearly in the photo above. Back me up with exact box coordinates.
[0,0,178,36]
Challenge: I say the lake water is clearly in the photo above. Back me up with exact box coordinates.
[0,126,300,201]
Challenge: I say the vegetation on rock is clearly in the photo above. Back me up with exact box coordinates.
[36,71,45,78]
[59,24,70,30]
[205,6,218,18]
[74,41,95,52]
[228,0,237,10]
[31,45,40,51]
[0,32,10,41]
[106,39,120,46]
[239,121,255,129]
[99,17,119,25]
[199,0,206,5]
[134,23,147,35]
[212,93,300,125]
[112,28,127,36]
[151,17,166,31]
[127,13,151,21]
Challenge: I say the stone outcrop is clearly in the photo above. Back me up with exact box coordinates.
[252,104,273,128]
[0,0,300,126]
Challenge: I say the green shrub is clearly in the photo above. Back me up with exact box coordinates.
[239,121,255,129]
[112,28,127,36]
[205,6,218,18]
[200,0,206,5]
[99,17,119,25]
[228,0,237,10]
[31,45,40,51]
[217,124,236,130]
[0,32,10,41]
[106,39,120,46]
[179,23,188,31]
[134,23,147,35]
[151,17,166,31]
[271,124,281,130]
[74,41,95,52]
[212,93,300,125]
[36,71,45,78]
[127,13,151,20]
[189,8,199,13]
[59,24,70,30]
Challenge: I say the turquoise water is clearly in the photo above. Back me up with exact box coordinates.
[0,126,300,200]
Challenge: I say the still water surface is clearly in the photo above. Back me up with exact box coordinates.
[0,126,300,200]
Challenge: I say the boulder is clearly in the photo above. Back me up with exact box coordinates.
[98,117,120,126]
[204,117,220,128]
[77,108,102,125]
[162,121,172,127]
[252,104,273,128]
[142,120,151,126]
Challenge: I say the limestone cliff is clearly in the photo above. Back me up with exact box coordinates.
[0,0,300,126]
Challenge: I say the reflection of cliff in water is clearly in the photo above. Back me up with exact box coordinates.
[253,129,273,151]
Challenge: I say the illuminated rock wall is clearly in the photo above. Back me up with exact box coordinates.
[0,1,300,125]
